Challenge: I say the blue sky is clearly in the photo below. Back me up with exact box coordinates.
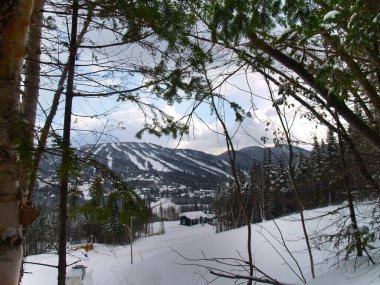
[36,61,321,155]
[35,10,323,155]
[64,72,320,154]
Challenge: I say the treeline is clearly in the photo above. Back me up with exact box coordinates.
[26,173,152,256]
[213,131,379,232]
[26,199,153,256]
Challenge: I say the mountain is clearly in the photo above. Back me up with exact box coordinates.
[81,142,232,189]
[38,142,309,191]
[217,144,310,170]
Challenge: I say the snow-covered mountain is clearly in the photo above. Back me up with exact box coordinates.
[39,142,309,190]
[82,142,232,188]
[217,144,309,170]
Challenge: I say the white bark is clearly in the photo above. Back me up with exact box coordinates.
[0,1,35,284]
[21,0,45,201]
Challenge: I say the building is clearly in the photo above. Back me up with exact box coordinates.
[179,211,208,226]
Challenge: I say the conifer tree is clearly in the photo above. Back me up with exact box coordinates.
[250,159,265,222]
[295,153,312,208]
[324,130,341,204]
[262,149,278,219]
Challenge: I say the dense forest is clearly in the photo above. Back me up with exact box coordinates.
[214,132,379,232]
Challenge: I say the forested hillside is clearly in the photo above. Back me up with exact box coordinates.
[38,142,308,188]
[214,132,379,231]
[28,133,378,258]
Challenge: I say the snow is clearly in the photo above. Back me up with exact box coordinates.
[77,182,91,200]
[148,143,161,150]
[348,12,357,28]
[123,148,179,172]
[125,152,146,170]
[145,155,169,171]
[106,153,112,169]
[176,152,230,177]
[148,153,179,172]
[92,144,105,156]
[150,198,181,214]
[307,261,380,285]
[179,211,206,219]
[277,27,292,40]
[220,159,230,167]
[289,31,298,39]
[374,13,380,24]
[323,10,340,21]
[110,142,123,152]
[21,204,380,285]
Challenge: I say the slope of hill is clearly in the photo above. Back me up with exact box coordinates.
[39,142,309,190]
[217,144,309,170]
[82,142,232,188]
[21,202,379,285]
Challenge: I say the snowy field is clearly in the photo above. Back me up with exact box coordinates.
[22,203,380,285]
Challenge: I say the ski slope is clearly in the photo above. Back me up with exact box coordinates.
[22,204,380,285]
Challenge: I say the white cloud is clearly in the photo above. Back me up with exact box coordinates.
[66,50,322,154]
[38,9,324,156]
[69,83,320,154]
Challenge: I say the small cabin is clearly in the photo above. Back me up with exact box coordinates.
[179,211,208,226]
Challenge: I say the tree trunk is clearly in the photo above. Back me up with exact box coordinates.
[28,4,92,201]
[335,116,363,257]
[0,1,35,284]
[269,78,315,279]
[209,94,254,284]
[21,0,45,200]
[57,1,79,284]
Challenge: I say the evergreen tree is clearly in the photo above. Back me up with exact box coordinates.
[310,136,323,182]
[262,149,280,219]
[295,153,313,209]
[324,130,341,204]
[272,158,291,215]
[250,159,265,222]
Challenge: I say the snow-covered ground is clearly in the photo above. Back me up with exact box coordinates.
[22,203,380,285]
[150,197,181,214]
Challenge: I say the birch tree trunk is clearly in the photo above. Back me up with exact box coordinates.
[21,0,45,200]
[28,6,92,200]
[0,1,35,284]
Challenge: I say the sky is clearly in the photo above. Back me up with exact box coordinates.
[63,71,322,155]
[35,7,325,155]
[38,73,322,155]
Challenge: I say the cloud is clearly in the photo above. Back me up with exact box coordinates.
[69,83,320,155]
[66,53,321,154]
[38,11,323,157]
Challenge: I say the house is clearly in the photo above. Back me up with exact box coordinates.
[205,213,216,225]
[179,211,207,226]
